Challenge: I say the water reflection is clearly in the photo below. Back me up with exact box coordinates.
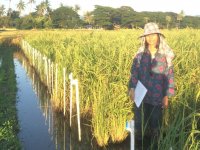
[14,51,129,150]
[0,57,2,68]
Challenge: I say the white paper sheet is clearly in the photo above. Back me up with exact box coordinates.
[134,80,147,108]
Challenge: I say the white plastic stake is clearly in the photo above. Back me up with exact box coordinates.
[75,79,81,141]
[48,59,51,91]
[51,62,54,94]
[69,73,73,127]
[126,120,135,150]
[63,68,66,116]
[69,73,81,141]
[55,64,58,98]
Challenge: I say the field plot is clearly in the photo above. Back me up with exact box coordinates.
[21,29,200,149]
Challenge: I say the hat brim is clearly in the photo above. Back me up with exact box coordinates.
[139,32,165,38]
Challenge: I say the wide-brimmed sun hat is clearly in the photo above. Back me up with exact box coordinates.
[139,22,165,38]
[137,22,174,68]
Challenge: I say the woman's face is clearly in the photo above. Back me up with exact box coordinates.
[145,33,159,47]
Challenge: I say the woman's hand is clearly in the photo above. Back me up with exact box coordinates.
[162,96,168,109]
[129,88,135,102]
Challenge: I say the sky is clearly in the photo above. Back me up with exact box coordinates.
[1,0,200,16]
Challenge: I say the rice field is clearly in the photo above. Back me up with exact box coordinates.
[20,29,200,149]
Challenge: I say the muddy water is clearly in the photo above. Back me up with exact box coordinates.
[14,51,130,150]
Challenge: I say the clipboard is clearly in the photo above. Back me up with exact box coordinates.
[134,80,147,107]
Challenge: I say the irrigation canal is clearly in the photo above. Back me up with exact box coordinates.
[14,51,129,150]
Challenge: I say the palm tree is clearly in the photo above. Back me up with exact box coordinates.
[84,11,93,25]
[17,0,26,16]
[36,1,47,16]
[166,15,171,29]
[45,0,51,16]
[74,4,80,13]
[28,0,35,12]
[7,8,12,17]
[8,0,11,10]
[6,0,12,16]
[0,5,6,17]
[177,10,185,28]
[144,17,150,23]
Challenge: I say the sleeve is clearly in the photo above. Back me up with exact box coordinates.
[128,56,139,90]
[164,66,175,97]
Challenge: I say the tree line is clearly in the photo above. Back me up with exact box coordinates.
[0,0,200,29]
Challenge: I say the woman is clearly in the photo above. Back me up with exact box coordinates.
[128,22,175,148]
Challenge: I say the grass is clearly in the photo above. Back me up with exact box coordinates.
[0,37,21,149]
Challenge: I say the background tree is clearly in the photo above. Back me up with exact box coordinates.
[177,10,185,28]
[0,5,6,17]
[92,5,115,29]
[17,0,26,16]
[118,6,136,28]
[16,12,37,29]
[74,4,80,13]
[84,11,93,25]
[28,0,35,13]
[10,10,20,19]
[0,5,7,28]
[144,17,150,23]
[51,6,81,28]
[7,0,12,17]
[8,0,11,13]
[36,1,47,16]
[111,8,121,26]
[45,0,52,16]
[7,8,13,17]
[166,15,171,29]
[1,4,200,29]
[10,10,20,27]
[0,16,10,27]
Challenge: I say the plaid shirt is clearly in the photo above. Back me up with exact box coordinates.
[129,49,175,106]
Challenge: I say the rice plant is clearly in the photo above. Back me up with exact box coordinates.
[20,29,200,148]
